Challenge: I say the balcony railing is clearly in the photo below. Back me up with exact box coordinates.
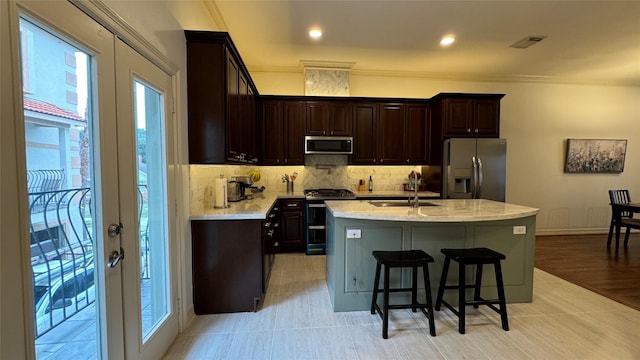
[30,185,149,338]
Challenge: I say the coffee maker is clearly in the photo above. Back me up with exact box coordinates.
[227,176,253,202]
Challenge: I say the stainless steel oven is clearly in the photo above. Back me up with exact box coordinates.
[304,189,356,255]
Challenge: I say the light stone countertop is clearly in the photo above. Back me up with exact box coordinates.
[189,190,440,220]
[326,199,539,222]
[189,191,305,220]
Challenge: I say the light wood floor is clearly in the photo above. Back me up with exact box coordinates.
[535,233,640,311]
[164,252,640,360]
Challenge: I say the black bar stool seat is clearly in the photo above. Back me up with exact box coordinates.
[370,250,436,339]
[434,247,509,334]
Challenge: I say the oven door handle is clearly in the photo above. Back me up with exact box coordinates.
[308,203,326,208]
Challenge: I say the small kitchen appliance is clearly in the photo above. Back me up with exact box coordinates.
[227,175,254,202]
[305,136,353,155]
[227,181,243,202]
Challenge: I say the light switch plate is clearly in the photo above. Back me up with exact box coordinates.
[346,229,362,239]
[513,226,526,235]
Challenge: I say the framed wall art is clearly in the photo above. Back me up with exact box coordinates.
[564,139,627,173]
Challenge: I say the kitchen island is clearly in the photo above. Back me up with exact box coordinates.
[324,199,539,311]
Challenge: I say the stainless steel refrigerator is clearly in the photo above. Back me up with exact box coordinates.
[440,138,506,201]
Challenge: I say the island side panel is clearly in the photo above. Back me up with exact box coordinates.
[410,225,468,305]
[472,216,536,302]
[326,214,336,306]
[326,214,536,311]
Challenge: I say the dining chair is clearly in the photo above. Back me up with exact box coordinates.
[608,189,640,249]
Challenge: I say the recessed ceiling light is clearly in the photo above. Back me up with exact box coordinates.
[440,35,455,47]
[309,28,322,40]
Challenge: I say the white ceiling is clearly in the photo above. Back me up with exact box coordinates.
[209,0,640,86]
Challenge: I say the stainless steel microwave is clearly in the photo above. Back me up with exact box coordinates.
[304,136,353,155]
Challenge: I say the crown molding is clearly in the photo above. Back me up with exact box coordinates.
[247,65,639,87]
[203,0,227,30]
[300,60,355,70]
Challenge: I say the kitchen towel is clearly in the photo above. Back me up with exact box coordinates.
[214,177,228,208]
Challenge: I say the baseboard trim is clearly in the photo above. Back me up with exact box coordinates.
[535,228,611,236]
[180,305,196,333]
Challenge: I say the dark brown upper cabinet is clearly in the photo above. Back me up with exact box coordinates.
[405,103,430,164]
[433,93,504,138]
[305,101,352,136]
[377,103,406,164]
[351,102,429,165]
[351,103,378,164]
[185,31,259,164]
[260,100,305,165]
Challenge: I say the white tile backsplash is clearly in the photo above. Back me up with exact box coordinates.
[190,162,421,209]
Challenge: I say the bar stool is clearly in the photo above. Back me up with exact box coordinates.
[434,247,509,334]
[370,250,436,339]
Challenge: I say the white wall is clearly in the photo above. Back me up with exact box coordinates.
[251,69,640,234]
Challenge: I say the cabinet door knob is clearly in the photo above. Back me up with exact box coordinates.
[406,159,410,163]
[474,128,479,134]
[467,128,472,133]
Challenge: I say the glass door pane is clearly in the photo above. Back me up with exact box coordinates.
[20,16,101,359]
[115,39,177,359]
[134,81,169,339]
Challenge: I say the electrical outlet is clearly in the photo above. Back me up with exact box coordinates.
[513,226,526,235]
[346,229,362,239]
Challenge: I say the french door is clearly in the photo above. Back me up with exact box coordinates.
[16,1,177,358]
[115,39,178,360]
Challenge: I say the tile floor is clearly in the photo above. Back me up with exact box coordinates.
[164,253,640,359]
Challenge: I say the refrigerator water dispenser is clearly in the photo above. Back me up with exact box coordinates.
[454,177,471,194]
[453,168,472,195]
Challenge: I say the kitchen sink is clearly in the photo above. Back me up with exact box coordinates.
[368,200,439,207]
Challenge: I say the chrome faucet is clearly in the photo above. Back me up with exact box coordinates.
[408,171,420,208]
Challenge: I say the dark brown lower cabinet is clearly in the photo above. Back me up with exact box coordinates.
[276,199,306,253]
[191,220,264,314]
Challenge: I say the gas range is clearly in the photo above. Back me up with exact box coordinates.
[304,188,356,255]
[304,188,357,201]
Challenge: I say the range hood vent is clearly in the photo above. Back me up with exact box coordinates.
[510,35,547,49]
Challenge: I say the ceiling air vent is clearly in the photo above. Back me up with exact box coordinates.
[510,35,547,49]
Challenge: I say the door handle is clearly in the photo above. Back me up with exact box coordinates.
[471,156,478,198]
[108,248,125,268]
[108,223,123,238]
[477,157,483,199]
